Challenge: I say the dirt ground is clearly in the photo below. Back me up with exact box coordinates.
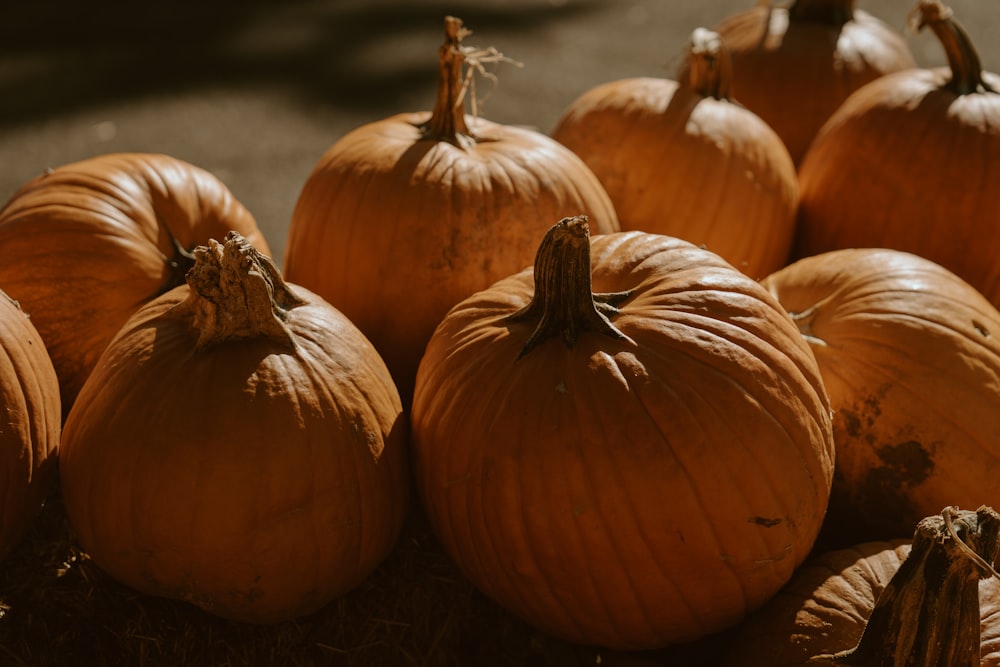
[0,0,991,265]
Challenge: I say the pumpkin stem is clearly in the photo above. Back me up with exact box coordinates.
[812,505,1000,666]
[678,28,733,101]
[423,16,475,147]
[175,231,307,351]
[506,216,634,360]
[160,222,198,295]
[912,0,996,95]
[788,0,855,25]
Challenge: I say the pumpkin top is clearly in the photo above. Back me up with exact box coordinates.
[677,28,733,100]
[911,0,996,96]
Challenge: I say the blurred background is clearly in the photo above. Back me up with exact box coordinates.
[0,0,995,264]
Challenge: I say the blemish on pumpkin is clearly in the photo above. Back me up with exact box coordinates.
[973,319,990,337]
[555,381,568,394]
[857,440,934,524]
[750,516,782,528]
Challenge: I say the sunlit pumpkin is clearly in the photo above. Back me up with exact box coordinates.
[283,16,619,406]
[0,152,269,414]
[793,0,1000,308]
[552,27,798,279]
[0,290,60,561]
[59,232,409,624]
[762,247,1000,545]
[708,0,915,165]
[411,216,834,649]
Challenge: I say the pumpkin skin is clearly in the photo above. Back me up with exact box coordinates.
[552,28,798,279]
[762,248,1000,545]
[411,217,834,649]
[708,0,915,165]
[283,17,619,407]
[0,291,61,561]
[59,233,409,624]
[724,507,1000,666]
[0,152,270,414]
[793,1,1000,306]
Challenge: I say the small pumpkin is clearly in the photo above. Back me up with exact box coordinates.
[793,0,1000,307]
[283,16,619,406]
[0,152,270,414]
[723,506,1000,666]
[411,216,834,649]
[762,248,1000,545]
[552,27,798,279]
[59,232,409,624]
[707,0,915,165]
[0,290,60,561]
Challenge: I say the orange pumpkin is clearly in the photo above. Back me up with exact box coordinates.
[723,506,1000,666]
[709,0,915,165]
[411,216,834,649]
[552,27,798,279]
[793,0,1000,307]
[283,17,619,406]
[59,232,409,624]
[0,152,270,414]
[0,291,60,561]
[762,248,1000,545]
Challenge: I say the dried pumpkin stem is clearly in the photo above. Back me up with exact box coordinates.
[424,16,474,147]
[811,505,1000,666]
[159,222,197,296]
[788,0,854,25]
[678,28,732,100]
[176,231,307,350]
[507,215,633,360]
[912,0,996,95]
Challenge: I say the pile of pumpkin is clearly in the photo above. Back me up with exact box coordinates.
[3,0,1000,663]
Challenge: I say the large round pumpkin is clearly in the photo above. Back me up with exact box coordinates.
[0,152,270,414]
[283,17,619,406]
[0,290,61,561]
[762,248,1000,545]
[411,216,834,649]
[59,232,409,624]
[708,0,915,165]
[552,27,798,279]
[723,506,1000,665]
[793,1,1000,306]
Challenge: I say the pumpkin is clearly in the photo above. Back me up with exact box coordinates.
[283,16,619,407]
[723,506,1000,666]
[551,27,798,280]
[0,290,60,561]
[0,152,270,415]
[793,0,1000,307]
[411,216,834,649]
[58,232,409,624]
[706,0,915,165]
[761,248,1000,546]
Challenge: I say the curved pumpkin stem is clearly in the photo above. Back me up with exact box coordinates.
[507,216,634,359]
[911,0,996,95]
[423,16,474,147]
[176,231,307,351]
[678,28,733,101]
[159,222,197,296]
[788,0,855,25]
[813,506,1000,666]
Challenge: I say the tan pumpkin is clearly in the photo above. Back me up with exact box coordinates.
[723,506,1000,666]
[411,216,834,649]
[0,291,60,561]
[283,16,619,406]
[708,0,915,165]
[793,0,1000,308]
[552,27,798,279]
[0,152,269,414]
[762,248,1000,545]
[59,232,409,624]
